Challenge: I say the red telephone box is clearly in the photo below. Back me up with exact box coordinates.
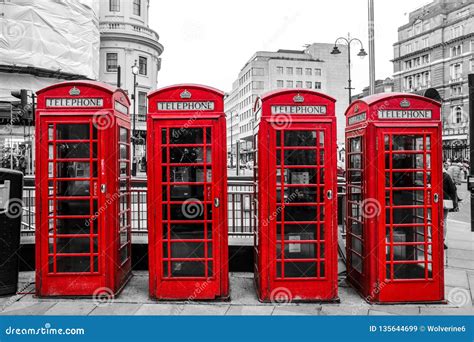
[147,84,228,300]
[254,89,338,302]
[345,93,444,303]
[35,81,132,297]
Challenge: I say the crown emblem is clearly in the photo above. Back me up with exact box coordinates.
[180,89,192,99]
[354,104,359,113]
[400,98,410,108]
[69,86,80,96]
[293,93,304,103]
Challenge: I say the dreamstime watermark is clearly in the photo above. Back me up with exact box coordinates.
[271,114,292,130]
[444,107,469,130]
[0,275,35,312]
[4,323,85,336]
[2,20,26,43]
[92,287,115,307]
[350,281,387,315]
[2,198,24,219]
[92,110,115,130]
[447,287,471,307]
[172,281,211,315]
[361,198,381,219]
[181,198,204,219]
[171,113,200,140]
[270,287,293,305]
[262,190,300,227]
[86,192,119,227]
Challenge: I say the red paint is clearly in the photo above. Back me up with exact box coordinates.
[345,93,444,303]
[255,89,338,302]
[147,84,228,300]
[35,81,132,297]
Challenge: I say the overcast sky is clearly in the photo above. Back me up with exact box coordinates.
[149,0,429,93]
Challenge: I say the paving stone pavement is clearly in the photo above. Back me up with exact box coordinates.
[0,219,472,316]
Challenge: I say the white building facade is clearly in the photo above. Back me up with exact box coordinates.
[98,0,163,162]
[224,44,349,164]
[392,0,473,160]
[0,0,100,173]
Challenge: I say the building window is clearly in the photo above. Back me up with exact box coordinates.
[296,81,303,88]
[452,25,463,39]
[138,91,147,119]
[253,81,264,89]
[453,106,463,124]
[286,67,293,75]
[451,63,462,79]
[277,80,284,88]
[315,68,321,76]
[296,68,302,75]
[133,0,141,16]
[139,56,147,75]
[305,68,312,76]
[314,82,321,89]
[451,44,462,57]
[276,66,283,74]
[252,67,264,76]
[110,0,120,12]
[422,37,429,48]
[422,54,430,64]
[106,53,118,72]
[286,80,293,88]
[305,81,312,89]
[423,21,430,32]
[451,86,462,97]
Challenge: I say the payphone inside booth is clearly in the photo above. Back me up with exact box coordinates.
[345,93,444,303]
[147,84,228,300]
[254,89,338,302]
[35,81,132,297]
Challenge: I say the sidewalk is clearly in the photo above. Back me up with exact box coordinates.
[1,219,472,316]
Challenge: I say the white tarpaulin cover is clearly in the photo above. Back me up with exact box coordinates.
[0,0,99,79]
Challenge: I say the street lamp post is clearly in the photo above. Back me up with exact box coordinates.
[229,111,238,168]
[330,33,367,104]
[131,60,139,176]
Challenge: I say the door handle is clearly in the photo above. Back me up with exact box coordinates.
[214,197,220,208]
[434,193,439,203]
[327,190,333,200]
[100,184,106,194]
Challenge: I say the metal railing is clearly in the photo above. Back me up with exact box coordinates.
[20,176,346,241]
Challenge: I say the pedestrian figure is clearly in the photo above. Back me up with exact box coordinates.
[443,168,459,250]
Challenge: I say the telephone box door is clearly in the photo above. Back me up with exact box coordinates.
[268,123,337,298]
[377,127,443,301]
[153,119,223,298]
[38,118,105,294]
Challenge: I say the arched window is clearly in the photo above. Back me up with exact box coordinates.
[453,106,463,124]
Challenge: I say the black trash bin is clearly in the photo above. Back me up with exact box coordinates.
[0,169,23,296]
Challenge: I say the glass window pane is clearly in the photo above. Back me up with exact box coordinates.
[283,131,316,146]
[55,256,91,273]
[56,124,90,140]
[169,128,203,144]
[170,262,205,277]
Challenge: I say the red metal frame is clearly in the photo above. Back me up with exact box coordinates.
[255,89,338,302]
[345,93,444,303]
[35,81,132,296]
[147,84,228,300]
